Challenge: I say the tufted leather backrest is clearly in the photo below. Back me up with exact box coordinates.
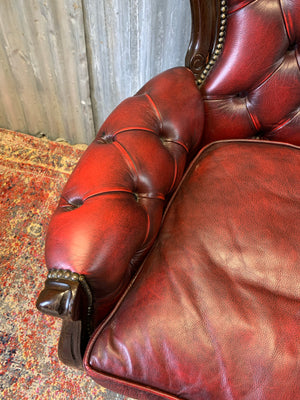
[199,0,300,146]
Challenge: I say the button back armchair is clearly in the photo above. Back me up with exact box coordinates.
[37,0,300,399]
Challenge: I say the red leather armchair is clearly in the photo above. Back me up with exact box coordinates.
[37,0,300,399]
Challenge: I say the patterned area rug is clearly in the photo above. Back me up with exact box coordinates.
[0,129,134,400]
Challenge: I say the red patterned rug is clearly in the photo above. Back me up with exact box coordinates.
[0,129,134,400]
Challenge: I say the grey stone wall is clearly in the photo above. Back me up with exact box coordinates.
[0,0,190,144]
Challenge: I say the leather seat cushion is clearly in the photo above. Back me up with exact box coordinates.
[84,140,300,400]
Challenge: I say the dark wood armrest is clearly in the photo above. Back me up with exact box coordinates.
[36,269,93,369]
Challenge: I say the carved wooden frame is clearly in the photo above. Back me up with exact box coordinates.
[185,0,227,86]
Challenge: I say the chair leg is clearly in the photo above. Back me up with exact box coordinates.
[58,320,84,369]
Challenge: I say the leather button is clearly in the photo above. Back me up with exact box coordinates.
[133,193,139,202]
[96,136,114,144]
[70,198,83,206]
[288,42,297,51]
[96,131,115,144]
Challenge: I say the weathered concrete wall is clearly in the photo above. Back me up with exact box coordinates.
[0,0,190,144]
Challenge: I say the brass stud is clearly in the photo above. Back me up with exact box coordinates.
[195,0,227,88]
[70,272,77,280]
[64,270,71,279]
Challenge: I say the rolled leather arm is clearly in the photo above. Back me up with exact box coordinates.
[37,67,204,344]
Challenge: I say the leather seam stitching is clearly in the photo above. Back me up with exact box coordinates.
[267,108,300,136]
[113,140,139,182]
[113,127,157,137]
[279,0,293,44]
[144,93,187,194]
[245,98,261,132]
[145,93,163,131]
[82,189,135,202]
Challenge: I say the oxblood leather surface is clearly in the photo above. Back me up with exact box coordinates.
[44,0,300,327]
[84,141,300,400]
[43,0,300,392]
[45,67,204,325]
[201,0,300,146]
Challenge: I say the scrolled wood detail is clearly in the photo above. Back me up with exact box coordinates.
[185,0,227,86]
[36,269,94,368]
